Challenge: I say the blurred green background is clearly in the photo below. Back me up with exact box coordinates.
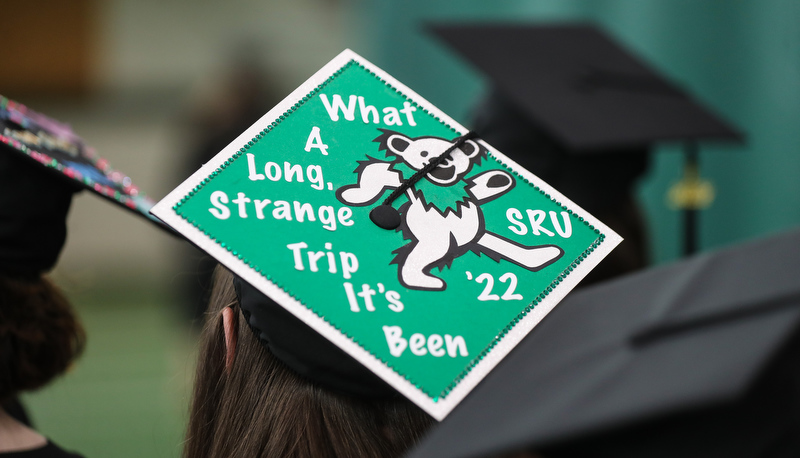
[4,0,799,456]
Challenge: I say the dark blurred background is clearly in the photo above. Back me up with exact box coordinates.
[2,0,798,456]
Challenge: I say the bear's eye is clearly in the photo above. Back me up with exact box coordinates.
[390,137,410,152]
[420,151,429,157]
[462,143,475,154]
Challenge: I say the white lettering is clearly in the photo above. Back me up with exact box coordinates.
[304,126,329,155]
[507,208,527,235]
[526,209,555,236]
[286,242,308,271]
[344,282,359,312]
[445,335,469,357]
[550,211,572,238]
[273,201,292,220]
[358,96,379,124]
[265,162,281,181]
[307,165,324,190]
[319,94,357,121]
[386,291,404,312]
[318,206,336,231]
[247,153,265,181]
[400,101,417,126]
[206,192,354,231]
[384,327,468,358]
[339,252,359,279]
[357,284,376,312]
[383,326,407,357]
[209,191,231,220]
[254,199,271,219]
[325,243,336,274]
[338,207,354,227]
[307,251,325,272]
[284,162,304,183]
[232,192,251,218]
[409,333,427,356]
[427,334,445,357]
[382,106,402,126]
[293,201,315,223]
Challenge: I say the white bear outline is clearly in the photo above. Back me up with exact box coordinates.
[337,129,564,291]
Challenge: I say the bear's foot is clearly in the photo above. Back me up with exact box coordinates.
[400,267,446,291]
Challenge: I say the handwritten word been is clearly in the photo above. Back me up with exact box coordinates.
[507,209,573,238]
[319,94,417,126]
[286,241,358,280]
[383,326,468,358]
[209,191,353,232]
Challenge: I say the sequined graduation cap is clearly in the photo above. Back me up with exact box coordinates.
[151,49,622,419]
[0,95,165,275]
[407,228,800,458]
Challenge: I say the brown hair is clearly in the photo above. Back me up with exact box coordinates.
[0,275,85,402]
[184,266,433,458]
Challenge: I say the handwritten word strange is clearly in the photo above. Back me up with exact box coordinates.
[209,191,353,231]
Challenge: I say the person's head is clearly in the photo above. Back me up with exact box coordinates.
[0,148,79,280]
[0,274,85,404]
[0,145,85,406]
[185,266,433,458]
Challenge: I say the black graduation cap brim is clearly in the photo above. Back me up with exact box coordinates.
[407,228,800,458]
[233,274,397,398]
[429,23,744,152]
[0,96,171,233]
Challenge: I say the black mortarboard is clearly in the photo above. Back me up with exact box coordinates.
[0,95,166,275]
[407,228,800,458]
[430,23,743,151]
[233,275,395,398]
[432,23,747,262]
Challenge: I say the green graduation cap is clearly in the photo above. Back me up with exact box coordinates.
[151,49,621,419]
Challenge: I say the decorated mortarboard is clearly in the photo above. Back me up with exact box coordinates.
[0,95,162,226]
[430,23,743,152]
[0,95,165,275]
[407,228,800,457]
[151,49,621,420]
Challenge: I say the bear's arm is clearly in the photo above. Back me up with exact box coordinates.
[337,162,402,206]
[466,170,516,204]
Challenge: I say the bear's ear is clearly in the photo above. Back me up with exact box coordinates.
[387,135,411,154]
[460,139,481,158]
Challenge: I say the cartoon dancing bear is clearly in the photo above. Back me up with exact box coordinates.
[337,129,563,291]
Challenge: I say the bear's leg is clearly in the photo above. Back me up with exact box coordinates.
[400,240,451,291]
[477,233,564,271]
